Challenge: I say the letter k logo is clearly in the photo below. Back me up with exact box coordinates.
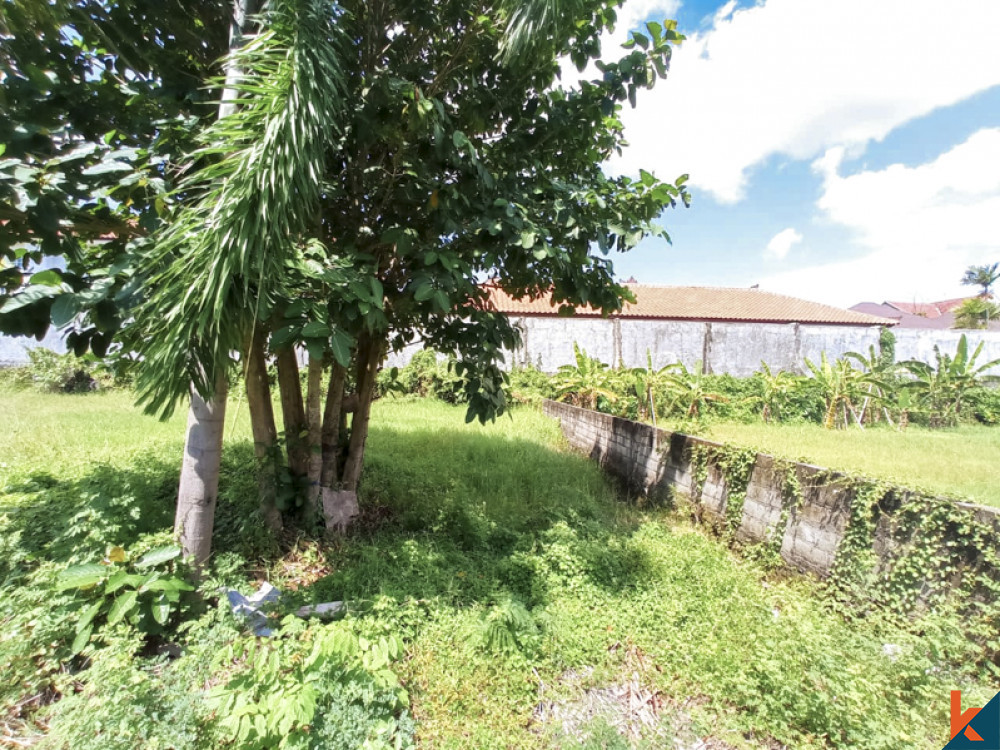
[953,691,985,742]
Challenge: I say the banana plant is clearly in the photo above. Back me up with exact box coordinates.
[900,335,1000,427]
[554,343,618,411]
[844,345,899,426]
[661,361,728,419]
[803,352,880,429]
[619,350,676,424]
[749,361,798,423]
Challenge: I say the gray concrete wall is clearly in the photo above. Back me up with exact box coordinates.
[505,317,1000,376]
[543,399,1000,587]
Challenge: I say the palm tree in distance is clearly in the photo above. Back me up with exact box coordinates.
[961,263,1000,296]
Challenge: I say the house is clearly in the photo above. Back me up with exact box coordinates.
[462,284,897,376]
[850,297,999,330]
[489,284,894,327]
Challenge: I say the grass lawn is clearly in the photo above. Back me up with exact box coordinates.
[0,391,994,749]
[688,421,1000,508]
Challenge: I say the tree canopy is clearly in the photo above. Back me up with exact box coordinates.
[0,0,230,353]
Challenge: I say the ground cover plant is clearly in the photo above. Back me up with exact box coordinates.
[1,391,996,748]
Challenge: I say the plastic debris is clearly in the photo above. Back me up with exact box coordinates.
[225,582,345,636]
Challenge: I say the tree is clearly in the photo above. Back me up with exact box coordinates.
[901,335,1000,428]
[960,262,1000,296]
[953,297,1000,330]
[132,0,690,559]
[555,343,619,411]
[0,0,229,349]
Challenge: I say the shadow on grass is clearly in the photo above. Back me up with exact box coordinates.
[2,406,660,614]
[0,442,277,581]
[291,417,662,612]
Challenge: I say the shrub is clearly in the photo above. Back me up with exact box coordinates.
[378,349,467,403]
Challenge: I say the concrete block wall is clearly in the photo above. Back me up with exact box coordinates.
[543,399,1000,580]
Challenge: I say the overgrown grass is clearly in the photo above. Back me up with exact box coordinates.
[687,420,1000,507]
[0,392,994,748]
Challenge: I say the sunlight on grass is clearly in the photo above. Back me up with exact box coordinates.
[694,421,1000,507]
[0,392,993,749]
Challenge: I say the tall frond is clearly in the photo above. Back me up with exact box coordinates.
[134,0,350,417]
[498,0,587,65]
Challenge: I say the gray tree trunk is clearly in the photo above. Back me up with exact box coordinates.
[175,375,228,566]
[173,0,257,564]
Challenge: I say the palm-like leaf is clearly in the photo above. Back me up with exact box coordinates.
[900,334,1000,426]
[134,0,349,416]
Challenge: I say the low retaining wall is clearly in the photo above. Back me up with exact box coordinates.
[542,400,1000,598]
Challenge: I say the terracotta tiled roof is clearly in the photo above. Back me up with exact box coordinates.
[885,297,974,319]
[487,284,895,326]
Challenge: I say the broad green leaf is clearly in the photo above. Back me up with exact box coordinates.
[329,329,353,367]
[107,590,138,625]
[106,571,145,593]
[141,577,192,592]
[50,294,80,327]
[29,269,62,286]
[0,284,59,313]
[76,599,103,633]
[57,564,107,591]
[150,593,171,625]
[71,624,94,655]
[81,160,133,176]
[135,546,181,569]
[301,320,330,338]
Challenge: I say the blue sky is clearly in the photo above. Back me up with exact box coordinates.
[598,0,1000,307]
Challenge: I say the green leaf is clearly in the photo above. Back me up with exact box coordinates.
[71,624,94,655]
[270,323,301,349]
[135,546,181,569]
[106,571,145,593]
[76,599,103,633]
[0,284,59,313]
[301,321,330,338]
[150,593,171,625]
[329,329,353,367]
[29,269,62,286]
[520,231,536,249]
[142,577,195,593]
[57,564,107,591]
[107,590,139,625]
[413,283,435,302]
[81,160,133,176]
[50,295,80,327]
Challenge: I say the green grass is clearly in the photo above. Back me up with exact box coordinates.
[0,392,995,749]
[688,421,1000,507]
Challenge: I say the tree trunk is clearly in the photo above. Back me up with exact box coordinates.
[276,347,309,478]
[320,333,385,531]
[175,374,228,566]
[305,354,324,515]
[320,362,347,488]
[173,0,257,565]
[245,327,281,531]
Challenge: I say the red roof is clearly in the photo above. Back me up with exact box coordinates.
[885,297,970,319]
[487,284,895,326]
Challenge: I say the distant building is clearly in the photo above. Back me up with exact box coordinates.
[850,296,998,330]
[491,284,895,327]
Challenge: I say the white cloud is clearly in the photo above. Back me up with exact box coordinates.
[759,128,1000,306]
[610,0,1000,203]
[765,227,802,259]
